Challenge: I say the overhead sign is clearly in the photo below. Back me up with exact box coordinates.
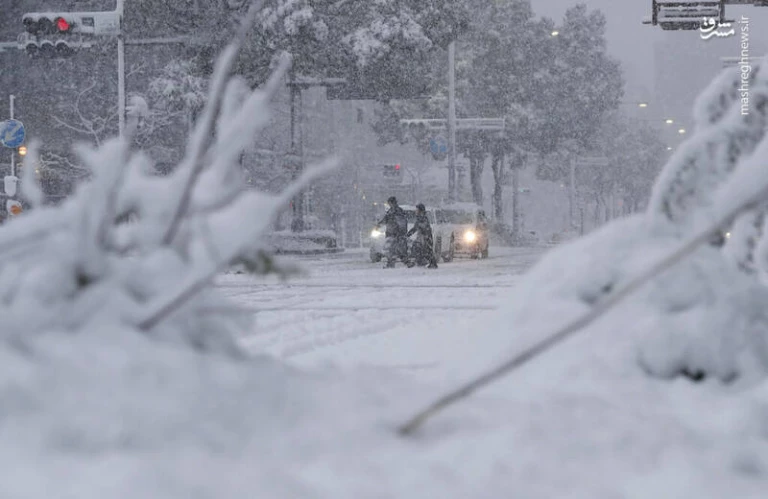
[0,119,25,148]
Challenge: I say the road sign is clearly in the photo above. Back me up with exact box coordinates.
[6,199,22,216]
[4,175,18,196]
[429,135,448,161]
[0,119,25,148]
[430,136,448,155]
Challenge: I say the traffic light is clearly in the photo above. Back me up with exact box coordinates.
[23,14,75,35]
[400,121,429,141]
[382,163,402,178]
[21,13,96,58]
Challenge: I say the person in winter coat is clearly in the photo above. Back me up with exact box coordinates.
[407,203,438,269]
[376,196,412,268]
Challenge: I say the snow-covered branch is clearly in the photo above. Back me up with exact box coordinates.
[0,1,335,356]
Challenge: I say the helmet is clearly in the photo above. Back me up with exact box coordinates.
[416,203,426,212]
[387,196,397,205]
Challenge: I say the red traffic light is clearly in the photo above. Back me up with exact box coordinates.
[383,163,402,178]
[55,17,71,33]
[22,14,74,34]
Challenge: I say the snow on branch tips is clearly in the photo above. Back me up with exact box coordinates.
[0,4,335,356]
[400,56,768,436]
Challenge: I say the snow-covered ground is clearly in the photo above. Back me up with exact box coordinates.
[220,246,544,377]
[4,241,767,498]
[207,244,768,498]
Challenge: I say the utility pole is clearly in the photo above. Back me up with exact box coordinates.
[9,95,15,177]
[447,40,457,203]
[288,65,305,232]
[117,0,125,138]
[568,156,576,229]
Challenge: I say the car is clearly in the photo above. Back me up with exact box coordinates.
[369,204,439,263]
[432,203,489,262]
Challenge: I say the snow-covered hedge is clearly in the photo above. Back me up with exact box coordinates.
[496,56,768,384]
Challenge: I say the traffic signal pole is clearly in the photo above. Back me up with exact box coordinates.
[9,94,15,177]
[447,41,457,203]
[569,156,575,229]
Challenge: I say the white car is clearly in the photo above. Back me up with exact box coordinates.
[432,204,489,262]
[369,204,438,263]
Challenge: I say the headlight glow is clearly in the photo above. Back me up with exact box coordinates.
[371,228,383,238]
[464,230,477,243]
[725,232,731,239]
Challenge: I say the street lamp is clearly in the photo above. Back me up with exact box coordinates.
[620,100,649,107]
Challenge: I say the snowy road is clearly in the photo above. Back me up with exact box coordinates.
[217,246,548,379]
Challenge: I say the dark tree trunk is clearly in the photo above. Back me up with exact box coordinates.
[593,193,601,225]
[511,165,520,241]
[470,153,485,205]
[491,152,504,220]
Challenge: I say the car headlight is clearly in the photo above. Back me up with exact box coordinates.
[464,230,477,243]
[371,228,383,238]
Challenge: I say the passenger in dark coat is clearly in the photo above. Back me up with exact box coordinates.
[407,203,438,269]
[377,196,412,268]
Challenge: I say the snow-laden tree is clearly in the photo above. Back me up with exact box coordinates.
[575,113,667,223]
[371,1,621,234]
[534,4,624,185]
[133,0,469,93]
[147,60,208,135]
[0,10,331,354]
[536,4,624,152]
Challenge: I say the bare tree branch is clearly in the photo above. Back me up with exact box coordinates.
[161,0,269,245]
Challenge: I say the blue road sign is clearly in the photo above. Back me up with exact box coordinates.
[0,119,25,148]
[430,135,447,155]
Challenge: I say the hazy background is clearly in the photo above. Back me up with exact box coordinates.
[532,0,768,136]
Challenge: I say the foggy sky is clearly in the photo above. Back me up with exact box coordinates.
[530,0,768,104]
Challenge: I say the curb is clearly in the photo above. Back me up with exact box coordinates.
[273,248,346,256]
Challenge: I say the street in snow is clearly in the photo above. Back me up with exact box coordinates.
[218,246,547,381]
